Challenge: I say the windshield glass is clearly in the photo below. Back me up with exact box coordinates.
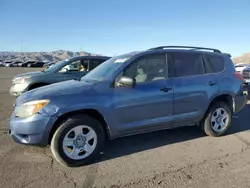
[81,54,134,81]
[43,59,68,72]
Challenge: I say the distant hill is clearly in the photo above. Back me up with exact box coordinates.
[1,50,249,65]
[0,50,102,63]
[232,53,250,64]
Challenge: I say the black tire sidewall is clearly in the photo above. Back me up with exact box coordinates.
[51,115,105,167]
[202,102,232,137]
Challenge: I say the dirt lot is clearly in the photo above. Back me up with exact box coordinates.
[0,67,250,188]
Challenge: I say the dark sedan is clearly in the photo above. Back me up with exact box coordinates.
[28,61,46,67]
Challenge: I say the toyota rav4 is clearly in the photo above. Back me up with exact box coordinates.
[9,46,248,167]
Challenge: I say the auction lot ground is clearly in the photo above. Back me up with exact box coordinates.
[0,67,250,188]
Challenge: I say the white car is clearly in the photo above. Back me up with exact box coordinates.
[234,63,250,73]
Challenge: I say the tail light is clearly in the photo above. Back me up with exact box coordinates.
[234,72,243,81]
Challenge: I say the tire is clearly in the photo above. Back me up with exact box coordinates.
[27,64,31,67]
[51,114,105,167]
[200,101,232,137]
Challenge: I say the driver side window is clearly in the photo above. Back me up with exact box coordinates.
[59,60,81,73]
[123,54,168,83]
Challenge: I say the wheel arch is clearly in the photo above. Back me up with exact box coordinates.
[48,109,110,144]
[204,94,234,119]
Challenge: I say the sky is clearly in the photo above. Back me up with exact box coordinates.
[0,0,249,57]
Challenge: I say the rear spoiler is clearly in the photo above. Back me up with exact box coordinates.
[223,53,232,58]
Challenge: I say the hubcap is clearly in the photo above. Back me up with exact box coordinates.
[211,108,229,132]
[63,125,97,160]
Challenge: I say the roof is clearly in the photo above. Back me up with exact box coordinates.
[145,45,231,57]
[147,45,222,53]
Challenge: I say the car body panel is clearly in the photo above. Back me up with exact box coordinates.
[172,73,219,125]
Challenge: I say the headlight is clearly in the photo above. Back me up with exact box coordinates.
[16,99,50,118]
[13,77,30,84]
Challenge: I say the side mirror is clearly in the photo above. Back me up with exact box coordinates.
[117,76,136,87]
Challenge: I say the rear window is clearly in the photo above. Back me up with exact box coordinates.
[92,59,104,69]
[205,54,224,73]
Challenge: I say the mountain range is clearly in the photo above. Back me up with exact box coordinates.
[0,50,249,64]
[0,50,102,63]
[232,53,250,64]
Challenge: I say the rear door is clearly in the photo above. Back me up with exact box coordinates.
[171,52,219,125]
[89,59,106,71]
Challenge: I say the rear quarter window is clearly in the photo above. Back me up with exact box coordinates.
[204,54,225,73]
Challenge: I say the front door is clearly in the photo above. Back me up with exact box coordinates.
[112,53,174,135]
[55,59,88,82]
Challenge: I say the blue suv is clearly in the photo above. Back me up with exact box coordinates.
[9,46,248,167]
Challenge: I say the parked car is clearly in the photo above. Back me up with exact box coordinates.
[10,61,23,67]
[234,63,250,73]
[0,59,3,67]
[20,60,37,67]
[9,55,111,97]
[27,61,46,67]
[4,61,12,67]
[242,67,250,85]
[9,46,247,167]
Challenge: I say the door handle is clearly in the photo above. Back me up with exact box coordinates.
[208,81,217,86]
[160,87,172,92]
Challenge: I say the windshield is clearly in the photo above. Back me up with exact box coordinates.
[81,54,134,81]
[43,60,68,72]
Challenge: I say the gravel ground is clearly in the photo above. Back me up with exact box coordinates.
[0,67,250,188]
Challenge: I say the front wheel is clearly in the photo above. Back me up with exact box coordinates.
[51,115,105,167]
[200,102,232,137]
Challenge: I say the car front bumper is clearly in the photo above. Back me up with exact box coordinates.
[9,83,29,97]
[9,113,57,146]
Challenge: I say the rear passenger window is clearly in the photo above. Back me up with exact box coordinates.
[205,55,224,73]
[173,52,205,77]
[92,60,103,69]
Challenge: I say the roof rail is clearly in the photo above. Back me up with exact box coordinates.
[148,46,222,53]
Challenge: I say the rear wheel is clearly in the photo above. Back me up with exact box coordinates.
[200,102,232,137]
[51,115,105,167]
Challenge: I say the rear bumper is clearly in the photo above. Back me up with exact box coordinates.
[234,90,248,114]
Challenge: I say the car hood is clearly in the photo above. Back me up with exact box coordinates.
[16,80,95,105]
[14,71,45,79]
